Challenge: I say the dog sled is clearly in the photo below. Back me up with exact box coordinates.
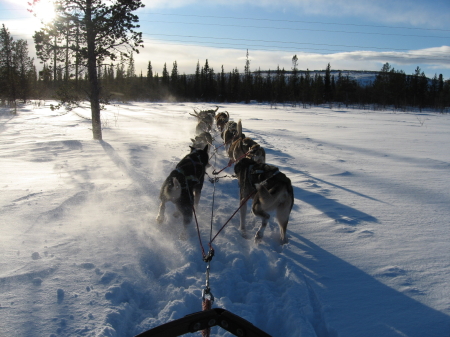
[135,307,272,337]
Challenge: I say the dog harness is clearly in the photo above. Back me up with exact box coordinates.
[249,166,280,187]
[239,164,279,198]
[175,150,206,188]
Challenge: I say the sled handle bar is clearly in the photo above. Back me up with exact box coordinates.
[134,308,272,337]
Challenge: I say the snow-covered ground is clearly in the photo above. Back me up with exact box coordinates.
[1,101,449,337]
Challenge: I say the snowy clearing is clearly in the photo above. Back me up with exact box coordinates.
[1,102,449,337]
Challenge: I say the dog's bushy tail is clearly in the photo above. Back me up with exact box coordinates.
[237,119,242,138]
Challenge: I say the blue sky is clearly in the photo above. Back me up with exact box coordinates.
[1,0,450,79]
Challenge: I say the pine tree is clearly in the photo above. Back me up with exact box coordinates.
[33,25,63,89]
[243,49,252,103]
[324,63,332,102]
[14,39,35,101]
[29,0,145,140]
[313,73,324,105]
[126,52,135,78]
[373,63,391,107]
[162,62,169,87]
[266,69,273,104]
[219,65,226,102]
[170,60,178,96]
[290,55,299,104]
[303,69,311,107]
[207,64,215,101]
[194,60,201,99]
[146,61,153,87]
[437,74,445,112]
[0,25,18,105]
[253,67,263,102]
[274,66,286,102]
[201,59,209,100]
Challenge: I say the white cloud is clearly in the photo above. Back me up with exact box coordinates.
[134,39,450,77]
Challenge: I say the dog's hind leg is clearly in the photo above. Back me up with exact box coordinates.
[156,201,166,223]
[254,217,269,243]
[193,187,201,209]
[275,201,291,244]
[177,204,193,226]
[239,198,249,238]
[174,205,193,240]
[252,197,271,242]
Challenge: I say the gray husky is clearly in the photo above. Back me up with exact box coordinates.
[156,145,209,226]
[227,120,266,164]
[234,158,294,244]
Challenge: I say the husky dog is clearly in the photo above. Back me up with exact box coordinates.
[234,158,294,244]
[195,119,211,135]
[156,145,209,226]
[221,120,239,149]
[215,111,230,132]
[191,131,213,150]
[228,120,266,164]
[190,107,218,134]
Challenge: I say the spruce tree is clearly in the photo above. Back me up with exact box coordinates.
[162,62,169,87]
[171,60,178,96]
[324,63,332,102]
[290,55,299,104]
[244,49,252,103]
[147,61,153,87]
[194,60,200,99]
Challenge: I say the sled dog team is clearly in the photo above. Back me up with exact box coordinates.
[156,107,294,244]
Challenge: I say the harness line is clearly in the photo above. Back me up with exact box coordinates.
[194,131,261,336]
[201,139,220,337]
[210,190,256,244]
[212,150,251,175]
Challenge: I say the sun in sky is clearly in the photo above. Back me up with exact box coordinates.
[31,0,56,23]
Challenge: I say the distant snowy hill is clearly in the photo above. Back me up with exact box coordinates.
[257,69,379,86]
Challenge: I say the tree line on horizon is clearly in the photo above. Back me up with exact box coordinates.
[1,24,449,113]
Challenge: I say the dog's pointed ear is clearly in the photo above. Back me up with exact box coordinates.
[203,144,209,153]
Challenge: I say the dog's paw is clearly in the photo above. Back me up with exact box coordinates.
[254,231,263,243]
[239,229,248,239]
[179,231,188,241]
[280,237,289,246]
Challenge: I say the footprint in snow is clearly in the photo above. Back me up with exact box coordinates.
[374,266,406,278]
[357,229,374,238]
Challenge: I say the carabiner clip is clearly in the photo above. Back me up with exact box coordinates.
[202,287,215,304]
[203,247,215,263]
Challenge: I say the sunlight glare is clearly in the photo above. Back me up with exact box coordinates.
[34,0,56,23]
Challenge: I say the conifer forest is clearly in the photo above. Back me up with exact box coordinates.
[1,24,449,112]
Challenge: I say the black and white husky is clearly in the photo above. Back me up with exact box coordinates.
[156,145,209,226]
[234,158,294,244]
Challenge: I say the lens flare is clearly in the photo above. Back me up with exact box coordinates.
[34,0,56,23]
